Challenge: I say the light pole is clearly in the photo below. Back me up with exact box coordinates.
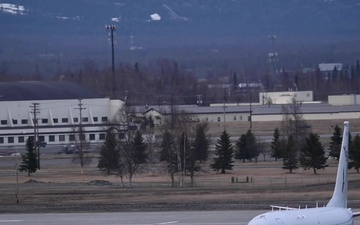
[106,24,116,96]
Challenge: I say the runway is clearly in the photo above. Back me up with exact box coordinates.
[0,210,265,225]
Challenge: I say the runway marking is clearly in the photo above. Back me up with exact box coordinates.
[0,220,23,223]
[157,221,178,225]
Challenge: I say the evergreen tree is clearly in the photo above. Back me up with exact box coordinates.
[300,132,328,174]
[270,128,283,161]
[192,123,209,162]
[159,130,178,187]
[282,135,298,173]
[97,131,120,174]
[132,130,148,164]
[246,129,258,161]
[18,138,38,176]
[329,125,342,160]
[211,130,234,173]
[350,134,360,173]
[235,134,247,162]
[235,130,258,162]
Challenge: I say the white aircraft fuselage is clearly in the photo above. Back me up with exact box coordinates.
[248,207,353,225]
[248,121,358,225]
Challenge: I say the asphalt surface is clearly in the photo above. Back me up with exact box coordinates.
[0,210,264,225]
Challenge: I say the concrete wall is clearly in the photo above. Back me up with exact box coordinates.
[259,91,313,104]
[328,94,360,105]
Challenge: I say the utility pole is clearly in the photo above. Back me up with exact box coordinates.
[196,95,202,106]
[75,99,86,174]
[223,89,227,130]
[249,91,252,129]
[30,103,40,169]
[106,24,116,96]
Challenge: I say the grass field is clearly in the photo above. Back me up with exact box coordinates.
[1,119,360,212]
[1,153,360,211]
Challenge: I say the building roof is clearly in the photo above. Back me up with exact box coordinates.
[319,63,343,72]
[0,81,102,101]
[137,103,360,116]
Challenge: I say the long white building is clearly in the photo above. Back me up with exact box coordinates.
[0,81,124,148]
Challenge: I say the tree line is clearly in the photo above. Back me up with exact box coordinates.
[2,58,360,105]
[18,98,360,186]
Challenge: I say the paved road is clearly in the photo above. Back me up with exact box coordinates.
[0,210,264,225]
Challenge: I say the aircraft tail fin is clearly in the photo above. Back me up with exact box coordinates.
[327,121,349,208]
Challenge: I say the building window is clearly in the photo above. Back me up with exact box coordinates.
[8,137,14,143]
[53,118,58,124]
[73,118,79,123]
[49,135,55,142]
[234,116,237,121]
[42,119,48,124]
[1,120,7,125]
[240,116,243,120]
[205,118,208,122]
[89,134,95,140]
[12,119,18,125]
[99,133,106,140]
[82,117,88,122]
[217,117,221,122]
[18,136,25,143]
[39,136,45,142]
[21,119,28,125]
[59,135,65,142]
[93,117,98,122]
[101,117,108,122]
[0,137,4,143]
[62,118,68,123]
[69,135,75,141]
[307,93,310,97]
[80,134,85,141]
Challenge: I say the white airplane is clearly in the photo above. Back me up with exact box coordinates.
[248,121,360,225]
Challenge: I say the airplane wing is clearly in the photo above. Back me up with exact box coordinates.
[353,212,360,217]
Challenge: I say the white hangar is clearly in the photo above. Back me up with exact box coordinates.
[0,81,124,148]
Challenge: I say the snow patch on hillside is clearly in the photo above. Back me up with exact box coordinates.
[0,3,26,15]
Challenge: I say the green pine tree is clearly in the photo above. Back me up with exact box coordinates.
[270,128,283,161]
[18,138,38,176]
[192,123,209,162]
[282,135,298,173]
[211,130,234,173]
[97,131,120,174]
[235,130,258,162]
[246,129,258,161]
[350,134,360,173]
[300,132,328,174]
[329,125,342,160]
[235,134,247,162]
[132,130,148,165]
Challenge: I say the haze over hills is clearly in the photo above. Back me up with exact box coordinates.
[1,0,360,75]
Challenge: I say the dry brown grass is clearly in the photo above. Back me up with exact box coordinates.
[1,155,360,208]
